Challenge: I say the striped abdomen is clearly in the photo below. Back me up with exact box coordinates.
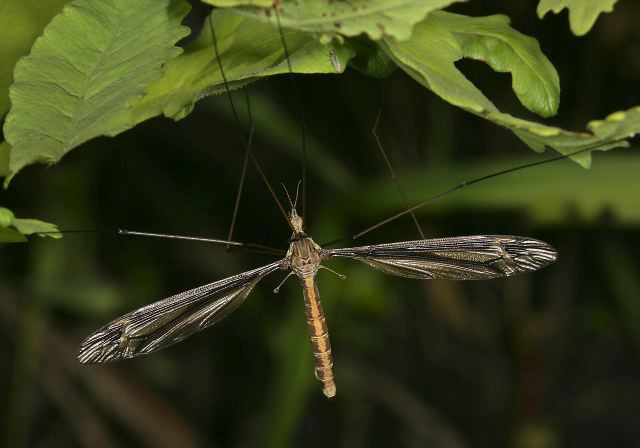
[301,277,336,398]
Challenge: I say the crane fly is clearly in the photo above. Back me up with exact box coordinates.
[77,8,559,399]
[77,202,557,398]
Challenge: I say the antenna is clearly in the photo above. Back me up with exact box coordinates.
[281,182,294,209]
[293,179,301,210]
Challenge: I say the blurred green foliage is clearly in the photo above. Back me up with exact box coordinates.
[1,0,640,447]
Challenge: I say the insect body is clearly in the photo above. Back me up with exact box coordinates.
[284,209,336,397]
[77,205,557,399]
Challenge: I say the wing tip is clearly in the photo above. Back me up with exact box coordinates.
[77,349,96,364]
[77,341,108,364]
[76,329,122,364]
[504,237,558,272]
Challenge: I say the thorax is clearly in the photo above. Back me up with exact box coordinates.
[287,236,323,279]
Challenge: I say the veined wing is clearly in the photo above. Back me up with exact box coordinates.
[325,236,557,280]
[78,260,284,364]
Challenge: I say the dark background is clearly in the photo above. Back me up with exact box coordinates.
[1,1,640,447]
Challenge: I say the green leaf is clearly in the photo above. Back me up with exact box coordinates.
[0,0,72,121]
[133,9,355,122]
[0,208,59,242]
[537,0,619,36]
[202,0,273,6]
[3,0,191,177]
[0,207,15,228]
[236,0,466,42]
[0,227,27,243]
[382,11,640,166]
[587,108,640,139]
[13,218,61,239]
[347,37,397,78]
[382,11,560,118]
[0,141,10,178]
[488,106,640,167]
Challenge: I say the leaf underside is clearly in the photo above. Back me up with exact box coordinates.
[1,0,636,187]
[134,8,355,122]
[235,0,466,42]
[0,0,72,121]
[3,0,191,177]
[381,11,638,166]
[537,0,619,36]
[0,227,28,243]
[202,0,273,7]
[0,206,60,243]
[0,207,15,227]
[12,218,61,238]
[0,141,10,177]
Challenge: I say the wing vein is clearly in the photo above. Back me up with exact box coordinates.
[326,236,556,280]
[78,260,284,363]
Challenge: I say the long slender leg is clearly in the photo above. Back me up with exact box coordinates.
[351,143,618,240]
[372,77,425,239]
[225,91,254,248]
[274,7,308,222]
[209,15,254,248]
[320,142,618,248]
[249,150,294,232]
[208,13,292,232]
[118,229,285,256]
